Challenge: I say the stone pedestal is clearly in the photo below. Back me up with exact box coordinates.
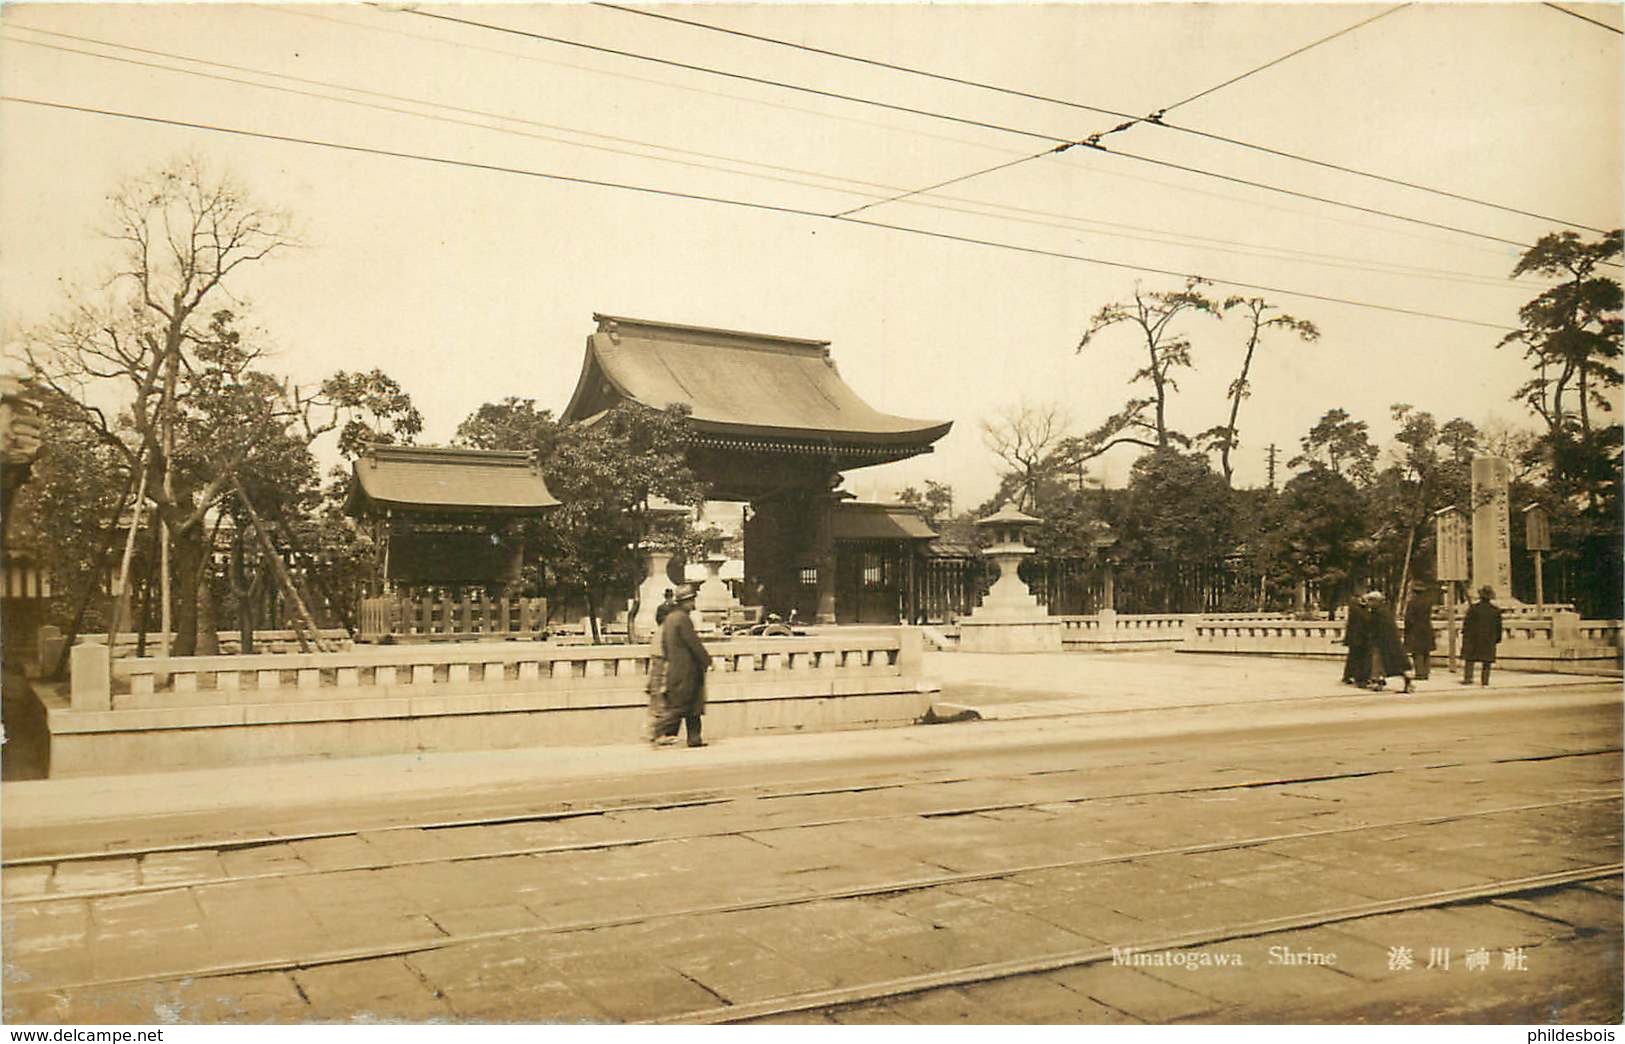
[695,553,739,618]
[631,550,674,642]
[1471,456,1515,601]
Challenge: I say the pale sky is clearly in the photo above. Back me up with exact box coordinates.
[2,2,1621,509]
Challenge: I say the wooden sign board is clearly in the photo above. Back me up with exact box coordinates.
[1435,507,1468,582]
[1522,503,1551,552]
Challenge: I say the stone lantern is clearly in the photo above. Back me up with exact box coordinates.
[958,501,1062,653]
[693,527,740,625]
[631,498,690,642]
[1088,519,1119,614]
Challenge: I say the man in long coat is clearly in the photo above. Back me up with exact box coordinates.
[1364,591,1413,693]
[1341,594,1371,686]
[1402,582,1436,681]
[1461,585,1504,686]
[655,584,712,747]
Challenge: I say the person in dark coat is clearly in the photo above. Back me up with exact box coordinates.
[1402,582,1436,681]
[1341,594,1372,686]
[1461,585,1504,686]
[645,593,678,743]
[1364,591,1414,693]
[655,584,712,747]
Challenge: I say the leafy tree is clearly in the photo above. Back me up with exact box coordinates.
[1289,408,1379,486]
[21,158,299,655]
[1499,230,1622,455]
[1265,467,1369,611]
[454,396,559,458]
[1116,449,1236,564]
[458,400,705,641]
[311,370,424,461]
[1074,278,1221,455]
[11,393,136,638]
[896,479,955,530]
[1198,297,1318,485]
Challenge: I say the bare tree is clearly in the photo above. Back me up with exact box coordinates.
[1075,277,1221,454]
[1198,296,1319,485]
[24,157,301,655]
[981,401,1072,512]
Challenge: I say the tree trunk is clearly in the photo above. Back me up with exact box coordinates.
[231,532,255,654]
[169,525,205,657]
[196,555,219,656]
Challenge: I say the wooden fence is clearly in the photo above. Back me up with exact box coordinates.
[359,593,547,642]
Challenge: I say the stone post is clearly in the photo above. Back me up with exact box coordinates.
[70,641,112,711]
[35,624,62,677]
[1470,456,1514,601]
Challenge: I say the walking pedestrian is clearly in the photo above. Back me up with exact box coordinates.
[1364,591,1414,693]
[654,584,712,748]
[1402,581,1436,681]
[1461,585,1504,687]
[645,592,678,744]
[1341,593,1372,686]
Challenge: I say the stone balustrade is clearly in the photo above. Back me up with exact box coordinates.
[1180,615,1621,674]
[1055,611,1292,650]
[68,628,353,658]
[51,630,933,775]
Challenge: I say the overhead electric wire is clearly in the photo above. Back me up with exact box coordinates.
[1543,2,1624,34]
[6,24,1544,293]
[0,94,1522,333]
[394,6,1575,259]
[294,5,1571,264]
[594,1,1611,235]
[1162,5,1408,114]
[835,4,1406,218]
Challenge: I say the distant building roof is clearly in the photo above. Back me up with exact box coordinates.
[561,314,951,462]
[346,444,560,516]
[832,501,938,542]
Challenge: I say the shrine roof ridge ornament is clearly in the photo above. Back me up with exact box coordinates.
[562,314,952,458]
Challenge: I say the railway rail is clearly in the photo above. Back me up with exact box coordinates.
[5,793,1617,998]
[5,747,1618,906]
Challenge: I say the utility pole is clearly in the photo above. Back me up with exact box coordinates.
[1265,443,1279,491]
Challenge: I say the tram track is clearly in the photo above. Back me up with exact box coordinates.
[6,747,1618,906]
[659,864,1624,1024]
[5,793,1617,998]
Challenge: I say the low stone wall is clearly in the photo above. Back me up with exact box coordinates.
[48,630,935,775]
[1057,611,1292,651]
[1179,616,1623,675]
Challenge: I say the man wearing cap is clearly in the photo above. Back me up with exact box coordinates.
[1461,586,1504,687]
[655,584,713,747]
[1402,581,1436,682]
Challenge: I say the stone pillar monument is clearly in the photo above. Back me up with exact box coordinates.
[1470,456,1514,601]
[958,502,1063,653]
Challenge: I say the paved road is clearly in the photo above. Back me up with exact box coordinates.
[2,669,1619,1024]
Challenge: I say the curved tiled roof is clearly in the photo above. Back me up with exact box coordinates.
[346,445,559,515]
[562,314,952,449]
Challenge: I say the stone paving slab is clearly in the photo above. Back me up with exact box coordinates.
[293,958,453,1023]
[1046,963,1220,1021]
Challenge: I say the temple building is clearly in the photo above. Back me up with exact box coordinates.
[345,444,559,639]
[561,314,951,624]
